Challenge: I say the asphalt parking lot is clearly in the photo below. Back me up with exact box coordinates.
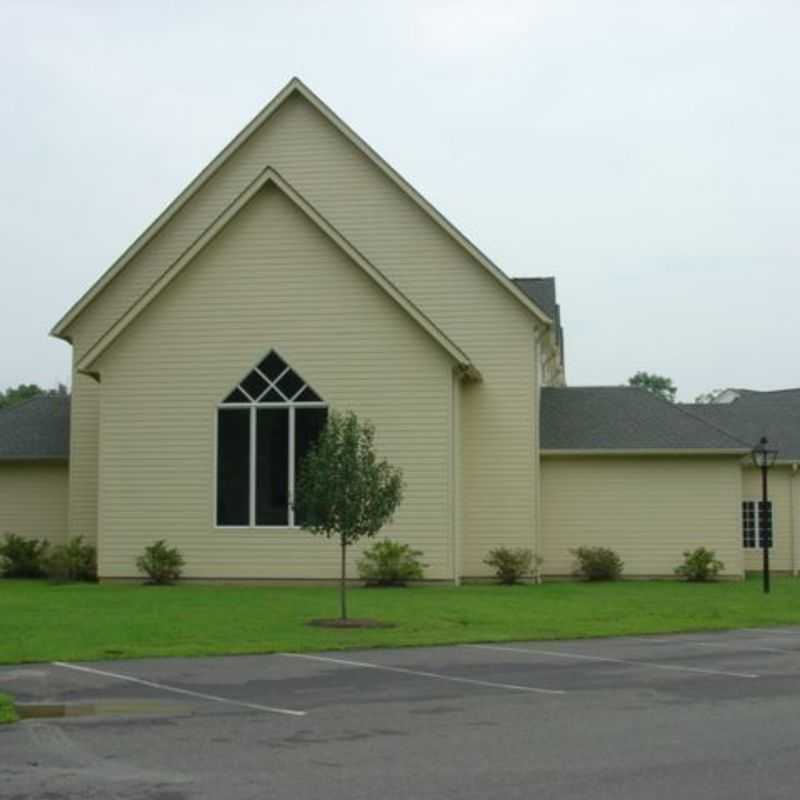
[2,626,800,800]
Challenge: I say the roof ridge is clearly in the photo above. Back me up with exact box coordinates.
[0,392,67,416]
[663,397,753,449]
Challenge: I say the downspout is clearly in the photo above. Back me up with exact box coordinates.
[533,325,547,583]
[792,463,799,577]
[450,368,461,586]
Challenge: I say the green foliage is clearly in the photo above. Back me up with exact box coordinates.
[357,539,426,586]
[674,547,725,582]
[483,547,540,585]
[136,540,185,585]
[627,371,677,402]
[571,546,624,581]
[46,537,97,583]
[0,534,49,578]
[0,383,68,410]
[294,410,404,618]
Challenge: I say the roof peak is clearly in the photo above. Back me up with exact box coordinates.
[52,75,552,341]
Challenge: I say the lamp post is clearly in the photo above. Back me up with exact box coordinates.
[751,436,778,594]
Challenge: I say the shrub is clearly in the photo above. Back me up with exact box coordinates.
[483,547,539,585]
[0,533,49,578]
[674,547,725,582]
[136,540,185,585]
[357,539,425,586]
[571,546,624,581]
[46,537,97,582]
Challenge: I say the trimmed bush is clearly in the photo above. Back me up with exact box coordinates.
[136,540,185,585]
[357,539,425,586]
[674,547,725,582]
[484,547,538,585]
[46,537,97,582]
[571,546,624,581]
[0,533,49,578]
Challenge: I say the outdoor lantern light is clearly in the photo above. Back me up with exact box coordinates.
[751,436,778,594]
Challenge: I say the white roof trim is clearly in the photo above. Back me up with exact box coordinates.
[76,167,480,379]
[52,76,551,339]
[541,448,750,457]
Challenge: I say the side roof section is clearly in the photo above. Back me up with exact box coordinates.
[0,395,70,461]
[52,77,551,342]
[682,389,800,461]
[541,386,749,453]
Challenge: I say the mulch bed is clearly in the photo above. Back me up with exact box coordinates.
[308,618,396,629]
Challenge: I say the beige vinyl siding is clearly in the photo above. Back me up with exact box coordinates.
[93,185,455,579]
[0,461,69,545]
[742,466,795,573]
[68,371,99,543]
[541,455,744,577]
[66,90,543,579]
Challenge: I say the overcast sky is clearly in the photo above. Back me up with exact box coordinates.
[2,0,798,401]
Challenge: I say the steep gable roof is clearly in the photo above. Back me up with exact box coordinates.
[77,167,479,380]
[0,395,70,460]
[52,77,551,343]
[682,389,800,461]
[541,386,749,453]
[513,277,556,319]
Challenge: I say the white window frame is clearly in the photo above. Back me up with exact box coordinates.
[214,354,327,530]
[741,500,774,549]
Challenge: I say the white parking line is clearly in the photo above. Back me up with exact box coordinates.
[52,661,306,717]
[465,644,759,679]
[631,636,794,654]
[745,627,800,637]
[279,652,565,695]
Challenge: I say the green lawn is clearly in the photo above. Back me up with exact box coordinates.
[0,693,18,724]
[1,577,799,665]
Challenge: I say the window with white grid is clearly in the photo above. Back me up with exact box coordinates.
[741,500,773,549]
[216,351,327,528]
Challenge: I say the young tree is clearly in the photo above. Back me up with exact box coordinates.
[294,410,404,620]
[627,371,677,403]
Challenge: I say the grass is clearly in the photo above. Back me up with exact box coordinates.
[0,693,18,724]
[1,577,799,665]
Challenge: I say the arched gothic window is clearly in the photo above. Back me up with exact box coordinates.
[216,351,327,527]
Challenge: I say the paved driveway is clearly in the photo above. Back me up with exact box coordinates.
[2,626,800,799]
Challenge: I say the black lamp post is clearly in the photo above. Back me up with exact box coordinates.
[751,436,778,594]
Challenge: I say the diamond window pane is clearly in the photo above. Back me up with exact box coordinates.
[258,351,288,381]
[276,369,305,400]
[260,388,284,404]
[223,388,249,404]
[295,386,321,402]
[240,370,269,400]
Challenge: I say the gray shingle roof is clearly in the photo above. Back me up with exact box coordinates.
[513,277,565,365]
[513,278,556,319]
[541,386,749,452]
[681,389,800,461]
[0,395,70,460]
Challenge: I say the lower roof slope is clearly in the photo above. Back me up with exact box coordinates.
[541,387,749,452]
[0,395,70,460]
[681,389,800,461]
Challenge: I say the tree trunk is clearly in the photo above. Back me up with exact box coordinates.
[340,536,347,620]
